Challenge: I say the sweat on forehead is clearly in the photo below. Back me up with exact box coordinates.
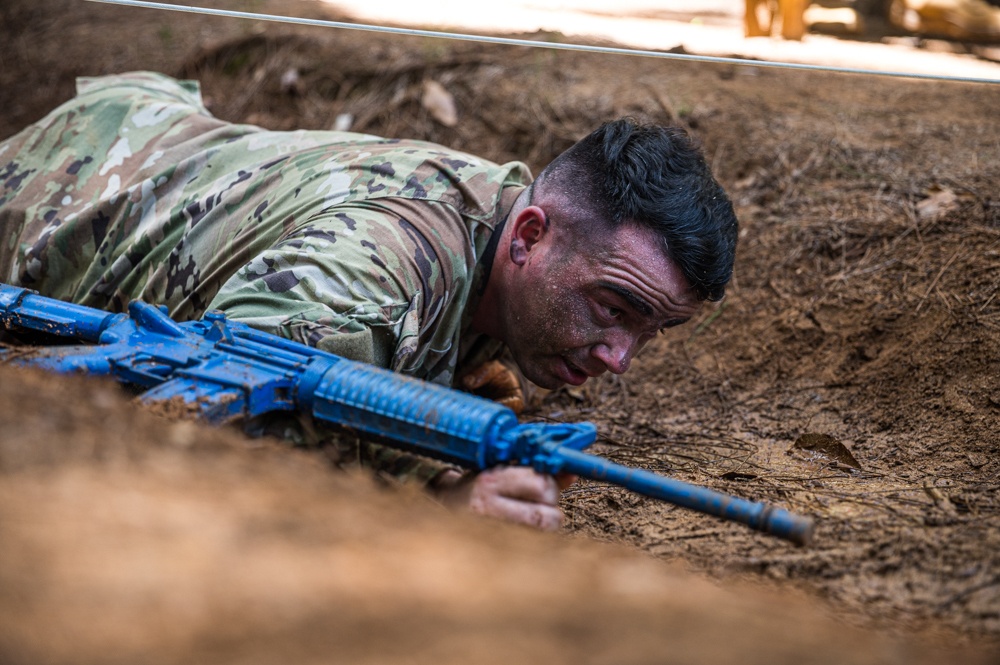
[530,178,674,274]
[529,176,620,244]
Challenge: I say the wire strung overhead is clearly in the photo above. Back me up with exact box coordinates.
[85,0,999,84]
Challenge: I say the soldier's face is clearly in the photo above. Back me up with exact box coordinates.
[501,210,702,390]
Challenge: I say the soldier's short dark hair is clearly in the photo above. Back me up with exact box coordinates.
[536,118,739,302]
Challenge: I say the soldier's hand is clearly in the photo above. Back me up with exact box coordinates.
[432,467,576,531]
[459,359,525,415]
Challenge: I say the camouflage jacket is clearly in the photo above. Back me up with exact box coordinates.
[0,71,532,482]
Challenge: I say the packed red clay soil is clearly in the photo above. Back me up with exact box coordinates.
[1,1,998,663]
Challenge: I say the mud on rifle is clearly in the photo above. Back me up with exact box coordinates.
[0,284,814,545]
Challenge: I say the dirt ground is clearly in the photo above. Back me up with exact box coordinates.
[1,1,999,663]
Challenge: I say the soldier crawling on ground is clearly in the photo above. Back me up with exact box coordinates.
[0,71,738,531]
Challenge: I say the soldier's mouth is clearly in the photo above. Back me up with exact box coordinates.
[555,356,589,386]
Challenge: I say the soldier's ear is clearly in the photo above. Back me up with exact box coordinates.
[509,205,548,266]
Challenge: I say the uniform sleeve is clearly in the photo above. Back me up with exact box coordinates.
[207,202,429,370]
[207,201,462,485]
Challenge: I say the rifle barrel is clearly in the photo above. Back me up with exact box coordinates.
[552,445,813,546]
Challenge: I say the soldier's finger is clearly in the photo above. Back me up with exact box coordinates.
[491,366,521,392]
[460,360,504,390]
[478,495,563,531]
[497,393,525,415]
[488,467,560,505]
[555,472,578,491]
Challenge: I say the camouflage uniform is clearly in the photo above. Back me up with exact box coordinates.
[0,71,532,482]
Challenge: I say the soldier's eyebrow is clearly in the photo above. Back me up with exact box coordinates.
[599,281,692,331]
[599,281,653,317]
[660,317,691,330]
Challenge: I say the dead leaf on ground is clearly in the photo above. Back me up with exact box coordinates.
[916,186,974,221]
[279,67,302,95]
[917,187,956,220]
[421,79,458,127]
[791,432,863,470]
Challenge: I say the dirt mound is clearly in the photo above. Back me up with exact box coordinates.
[0,365,986,665]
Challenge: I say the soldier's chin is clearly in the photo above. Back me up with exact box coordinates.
[521,358,584,391]
[516,361,565,391]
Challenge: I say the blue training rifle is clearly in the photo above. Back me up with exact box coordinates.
[0,283,814,545]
